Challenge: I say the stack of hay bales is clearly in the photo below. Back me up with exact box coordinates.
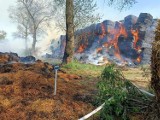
[151,19,160,101]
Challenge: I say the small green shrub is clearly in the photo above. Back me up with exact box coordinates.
[97,64,128,120]
[97,64,152,120]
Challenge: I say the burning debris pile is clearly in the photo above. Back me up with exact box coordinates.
[0,53,94,119]
[50,13,157,66]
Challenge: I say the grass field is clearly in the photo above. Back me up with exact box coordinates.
[61,60,151,89]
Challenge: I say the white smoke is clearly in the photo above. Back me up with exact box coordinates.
[37,23,64,56]
[0,38,25,55]
[0,21,63,57]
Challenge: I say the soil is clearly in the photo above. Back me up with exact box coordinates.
[0,60,95,120]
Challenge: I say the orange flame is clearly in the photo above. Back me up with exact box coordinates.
[136,56,141,63]
[119,25,128,38]
[131,29,139,50]
[96,47,102,53]
[77,32,89,53]
[107,23,127,60]
[76,22,142,64]
[77,44,86,53]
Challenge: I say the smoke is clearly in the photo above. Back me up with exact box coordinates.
[0,20,64,57]
[0,38,25,55]
[0,0,64,57]
[37,23,64,56]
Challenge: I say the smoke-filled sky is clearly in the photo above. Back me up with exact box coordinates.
[0,0,160,55]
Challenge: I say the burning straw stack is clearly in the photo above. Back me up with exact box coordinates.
[151,19,160,101]
[144,19,160,120]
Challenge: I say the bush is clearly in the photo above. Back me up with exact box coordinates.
[97,64,152,120]
[97,64,128,120]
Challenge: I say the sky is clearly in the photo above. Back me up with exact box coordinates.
[0,0,160,54]
[97,0,160,21]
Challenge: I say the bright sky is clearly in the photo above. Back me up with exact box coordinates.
[97,0,160,21]
[0,0,160,54]
[0,0,16,38]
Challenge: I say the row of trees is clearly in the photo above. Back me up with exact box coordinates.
[9,0,100,56]
[9,0,53,54]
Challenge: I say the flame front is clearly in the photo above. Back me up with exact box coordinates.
[107,23,127,60]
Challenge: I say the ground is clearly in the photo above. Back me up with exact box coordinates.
[0,61,95,120]
[0,57,151,120]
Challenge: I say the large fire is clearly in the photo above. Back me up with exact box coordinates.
[107,23,128,60]
[76,21,142,64]
[95,22,128,60]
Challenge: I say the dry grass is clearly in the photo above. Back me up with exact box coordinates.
[122,66,151,89]
[0,56,153,120]
[29,99,55,112]
[0,61,95,120]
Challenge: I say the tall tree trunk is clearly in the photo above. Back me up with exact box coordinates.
[25,29,28,55]
[62,0,74,64]
[32,28,37,54]
[151,20,160,102]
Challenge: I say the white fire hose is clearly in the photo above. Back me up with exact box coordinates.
[78,103,105,120]
[78,97,114,120]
